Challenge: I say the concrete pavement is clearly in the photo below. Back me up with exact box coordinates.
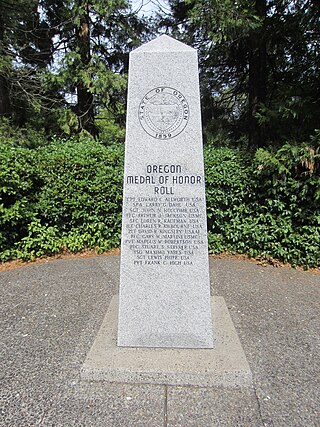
[1,255,319,426]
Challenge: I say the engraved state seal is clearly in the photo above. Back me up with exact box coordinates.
[138,87,189,139]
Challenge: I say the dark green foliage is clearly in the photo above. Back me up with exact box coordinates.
[0,136,124,261]
[204,145,252,251]
[205,138,320,268]
[35,138,123,232]
[249,136,320,267]
[0,140,37,259]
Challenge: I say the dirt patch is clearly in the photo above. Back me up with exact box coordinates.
[0,248,120,272]
[209,251,320,275]
[0,248,319,275]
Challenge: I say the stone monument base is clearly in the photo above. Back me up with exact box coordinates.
[81,296,252,388]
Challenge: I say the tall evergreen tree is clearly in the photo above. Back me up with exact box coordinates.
[0,0,149,136]
[160,0,320,147]
[40,0,149,136]
[0,0,55,124]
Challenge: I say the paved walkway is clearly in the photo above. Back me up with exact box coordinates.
[1,256,319,426]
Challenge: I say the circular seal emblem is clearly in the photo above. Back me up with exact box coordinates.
[138,87,189,139]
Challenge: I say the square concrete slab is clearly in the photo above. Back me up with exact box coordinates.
[81,296,252,387]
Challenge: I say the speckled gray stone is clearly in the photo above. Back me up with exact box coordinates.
[118,35,213,348]
[81,295,252,387]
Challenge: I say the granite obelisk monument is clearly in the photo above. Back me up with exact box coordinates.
[81,36,252,387]
[118,35,214,348]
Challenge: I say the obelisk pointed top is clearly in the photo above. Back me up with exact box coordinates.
[131,34,195,55]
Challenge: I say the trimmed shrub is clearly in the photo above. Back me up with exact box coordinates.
[0,137,124,260]
[204,140,320,268]
[0,141,38,259]
[0,131,319,267]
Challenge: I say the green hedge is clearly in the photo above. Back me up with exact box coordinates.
[204,141,320,268]
[0,138,124,260]
[0,136,319,267]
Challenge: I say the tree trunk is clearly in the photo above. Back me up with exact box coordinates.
[0,11,11,118]
[75,2,98,137]
[0,75,10,117]
[248,0,267,147]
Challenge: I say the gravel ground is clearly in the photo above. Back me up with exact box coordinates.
[1,255,319,426]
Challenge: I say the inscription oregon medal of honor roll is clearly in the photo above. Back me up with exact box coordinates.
[139,87,189,139]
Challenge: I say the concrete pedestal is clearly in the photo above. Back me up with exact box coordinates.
[81,296,252,388]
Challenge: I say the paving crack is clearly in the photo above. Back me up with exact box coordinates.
[253,384,266,426]
[164,385,168,427]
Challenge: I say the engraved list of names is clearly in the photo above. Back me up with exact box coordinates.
[123,163,206,267]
